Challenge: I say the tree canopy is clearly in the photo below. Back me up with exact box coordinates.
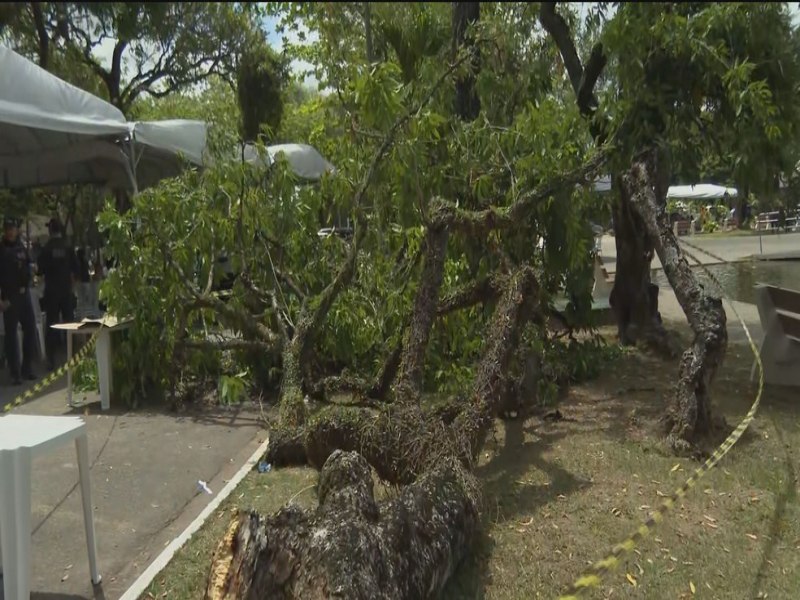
[1,2,265,114]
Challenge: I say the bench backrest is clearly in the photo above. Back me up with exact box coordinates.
[756,284,800,340]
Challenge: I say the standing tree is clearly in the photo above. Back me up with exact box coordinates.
[1,2,262,115]
[541,1,800,450]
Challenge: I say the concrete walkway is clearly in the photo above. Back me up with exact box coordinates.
[0,375,266,600]
[599,230,800,273]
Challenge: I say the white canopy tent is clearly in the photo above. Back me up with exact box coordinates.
[1,47,335,192]
[0,45,134,190]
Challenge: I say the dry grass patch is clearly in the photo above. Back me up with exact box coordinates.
[139,326,800,600]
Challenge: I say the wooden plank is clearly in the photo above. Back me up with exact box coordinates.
[777,310,800,342]
[765,285,800,315]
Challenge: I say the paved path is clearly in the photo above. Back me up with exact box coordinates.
[600,230,800,273]
[596,231,774,347]
[0,374,265,600]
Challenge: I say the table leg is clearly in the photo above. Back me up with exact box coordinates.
[76,434,101,585]
[66,331,74,407]
[95,329,112,411]
[0,448,32,600]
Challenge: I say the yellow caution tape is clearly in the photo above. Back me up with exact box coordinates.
[559,237,764,599]
[3,328,100,413]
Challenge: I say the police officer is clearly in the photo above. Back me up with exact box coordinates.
[38,218,79,370]
[0,216,37,384]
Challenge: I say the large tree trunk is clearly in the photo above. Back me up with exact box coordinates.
[208,267,539,600]
[623,150,728,452]
[609,176,667,349]
[207,451,478,600]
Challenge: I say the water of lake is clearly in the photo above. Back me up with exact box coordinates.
[651,260,800,305]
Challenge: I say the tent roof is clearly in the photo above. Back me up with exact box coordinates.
[0,48,335,191]
[130,120,335,184]
[590,177,737,200]
[666,184,737,200]
[0,46,132,189]
[262,143,336,180]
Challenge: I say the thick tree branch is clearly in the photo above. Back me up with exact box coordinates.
[437,274,501,316]
[434,148,608,235]
[393,225,450,401]
[452,266,540,462]
[623,150,727,448]
[30,2,48,68]
[539,2,606,119]
[182,338,276,352]
[539,3,584,95]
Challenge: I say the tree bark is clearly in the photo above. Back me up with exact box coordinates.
[623,150,728,451]
[393,224,450,401]
[206,451,478,600]
[609,177,664,348]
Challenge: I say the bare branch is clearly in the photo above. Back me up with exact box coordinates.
[539,2,606,118]
[30,2,49,68]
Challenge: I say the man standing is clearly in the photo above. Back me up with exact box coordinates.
[0,216,37,384]
[38,218,79,370]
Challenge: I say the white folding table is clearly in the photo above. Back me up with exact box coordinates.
[0,415,101,600]
[51,316,133,411]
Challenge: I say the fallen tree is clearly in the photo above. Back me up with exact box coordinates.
[206,266,540,599]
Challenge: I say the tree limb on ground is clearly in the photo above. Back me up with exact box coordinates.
[209,266,540,600]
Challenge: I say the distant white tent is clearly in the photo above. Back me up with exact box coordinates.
[593,175,612,193]
[666,184,737,200]
[590,176,737,200]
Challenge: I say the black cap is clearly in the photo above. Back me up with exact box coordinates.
[48,218,63,234]
[3,216,19,229]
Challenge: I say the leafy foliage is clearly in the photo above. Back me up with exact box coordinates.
[601,2,800,189]
[237,44,290,142]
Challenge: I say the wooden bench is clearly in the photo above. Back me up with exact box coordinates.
[751,284,800,387]
[673,220,692,236]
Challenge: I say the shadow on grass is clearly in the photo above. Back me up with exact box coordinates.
[443,418,590,597]
[748,414,798,598]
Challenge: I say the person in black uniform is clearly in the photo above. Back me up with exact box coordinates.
[38,219,79,370]
[0,216,37,384]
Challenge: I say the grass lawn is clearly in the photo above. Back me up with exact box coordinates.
[141,323,800,600]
